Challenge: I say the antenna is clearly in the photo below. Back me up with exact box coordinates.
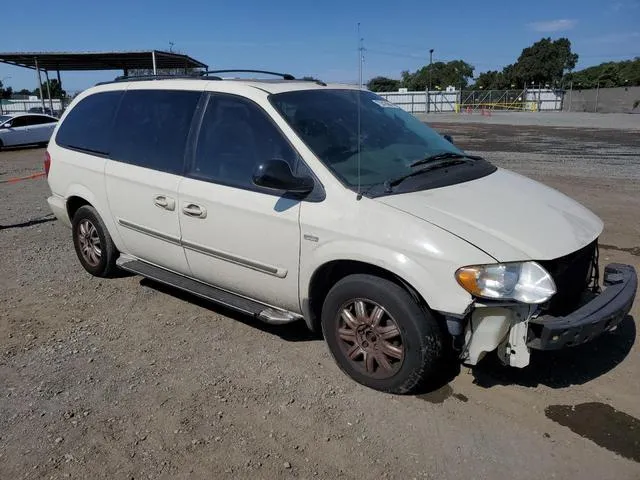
[356,23,364,200]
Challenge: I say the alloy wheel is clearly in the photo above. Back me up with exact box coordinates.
[336,299,404,378]
[77,219,102,267]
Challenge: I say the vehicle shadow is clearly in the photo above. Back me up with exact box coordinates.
[139,278,321,343]
[0,214,56,230]
[471,315,636,389]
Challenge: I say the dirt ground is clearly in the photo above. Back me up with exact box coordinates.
[1,121,639,480]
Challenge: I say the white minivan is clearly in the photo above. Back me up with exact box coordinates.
[45,71,636,394]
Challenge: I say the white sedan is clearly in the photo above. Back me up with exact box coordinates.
[0,113,58,150]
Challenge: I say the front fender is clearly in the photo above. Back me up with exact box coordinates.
[301,239,476,317]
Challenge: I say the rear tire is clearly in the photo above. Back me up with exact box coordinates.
[321,274,447,394]
[71,205,119,277]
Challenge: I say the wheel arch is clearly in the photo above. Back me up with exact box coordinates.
[63,184,126,252]
[304,259,432,333]
[66,195,92,222]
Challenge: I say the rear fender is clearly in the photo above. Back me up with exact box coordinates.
[64,184,126,251]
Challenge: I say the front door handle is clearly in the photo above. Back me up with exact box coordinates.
[154,195,175,211]
[182,203,207,219]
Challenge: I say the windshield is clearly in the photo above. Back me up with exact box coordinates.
[270,89,466,189]
[0,115,12,124]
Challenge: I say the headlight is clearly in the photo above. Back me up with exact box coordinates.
[455,262,556,304]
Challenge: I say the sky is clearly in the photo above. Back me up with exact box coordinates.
[1,0,638,93]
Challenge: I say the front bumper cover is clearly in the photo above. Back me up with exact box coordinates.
[527,263,637,350]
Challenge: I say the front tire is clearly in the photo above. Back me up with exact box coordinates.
[72,205,118,277]
[321,274,447,394]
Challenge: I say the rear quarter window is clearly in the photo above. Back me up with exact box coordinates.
[55,91,123,155]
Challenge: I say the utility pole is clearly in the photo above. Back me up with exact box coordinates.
[428,49,434,113]
[357,23,364,89]
[428,48,434,91]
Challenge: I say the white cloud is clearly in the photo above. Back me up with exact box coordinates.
[527,19,577,32]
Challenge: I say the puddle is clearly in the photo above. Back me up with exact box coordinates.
[416,385,468,404]
[417,385,452,403]
[545,402,640,463]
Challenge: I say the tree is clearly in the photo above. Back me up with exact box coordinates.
[0,81,12,99]
[367,76,401,92]
[126,68,201,79]
[473,70,513,90]
[565,58,640,88]
[401,60,474,90]
[17,88,32,96]
[30,79,66,98]
[511,37,578,85]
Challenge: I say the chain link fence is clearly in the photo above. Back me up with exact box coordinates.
[377,89,564,114]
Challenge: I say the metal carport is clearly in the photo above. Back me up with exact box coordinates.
[0,50,208,113]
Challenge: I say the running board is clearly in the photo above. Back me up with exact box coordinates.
[116,257,301,325]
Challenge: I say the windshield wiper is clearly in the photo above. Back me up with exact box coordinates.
[383,158,469,193]
[409,151,482,168]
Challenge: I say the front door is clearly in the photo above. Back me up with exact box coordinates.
[105,88,202,274]
[179,93,302,312]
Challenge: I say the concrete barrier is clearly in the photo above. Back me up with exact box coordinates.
[563,86,640,114]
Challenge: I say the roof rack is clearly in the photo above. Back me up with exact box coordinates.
[202,69,296,80]
[96,70,327,87]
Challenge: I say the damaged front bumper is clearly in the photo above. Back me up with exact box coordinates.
[458,263,636,368]
[527,263,637,350]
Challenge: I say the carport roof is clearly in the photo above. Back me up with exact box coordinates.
[0,50,208,71]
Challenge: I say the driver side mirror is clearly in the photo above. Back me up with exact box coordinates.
[253,159,314,194]
[444,134,454,144]
[2,122,12,129]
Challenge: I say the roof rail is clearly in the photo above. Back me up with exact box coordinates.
[96,73,221,85]
[202,69,296,80]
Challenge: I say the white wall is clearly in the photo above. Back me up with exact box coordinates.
[377,91,459,113]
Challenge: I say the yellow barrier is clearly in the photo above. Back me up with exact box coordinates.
[456,102,538,112]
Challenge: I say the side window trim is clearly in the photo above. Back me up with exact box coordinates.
[185,92,325,202]
[181,91,210,177]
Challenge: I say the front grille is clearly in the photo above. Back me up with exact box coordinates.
[538,240,597,316]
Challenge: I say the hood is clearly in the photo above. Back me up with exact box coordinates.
[376,168,603,262]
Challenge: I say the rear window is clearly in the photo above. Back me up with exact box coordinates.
[110,89,201,174]
[55,91,122,154]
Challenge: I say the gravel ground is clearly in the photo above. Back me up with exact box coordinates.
[1,121,639,479]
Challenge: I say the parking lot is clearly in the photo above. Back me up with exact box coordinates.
[1,119,639,479]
